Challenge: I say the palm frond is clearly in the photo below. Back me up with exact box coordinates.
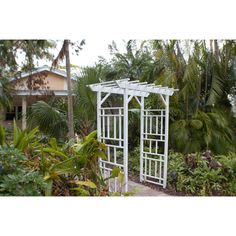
[51,40,67,69]
[28,101,67,139]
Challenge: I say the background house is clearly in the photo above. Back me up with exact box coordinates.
[0,65,75,129]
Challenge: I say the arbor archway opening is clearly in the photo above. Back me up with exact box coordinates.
[89,79,177,192]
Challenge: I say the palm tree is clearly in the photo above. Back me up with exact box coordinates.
[149,40,236,154]
[73,66,101,136]
[52,40,85,139]
[104,40,153,81]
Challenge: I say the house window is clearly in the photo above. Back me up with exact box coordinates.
[5,106,22,120]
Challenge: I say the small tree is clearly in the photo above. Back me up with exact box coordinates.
[0,40,55,109]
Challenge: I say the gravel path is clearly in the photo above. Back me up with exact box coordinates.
[128,180,169,196]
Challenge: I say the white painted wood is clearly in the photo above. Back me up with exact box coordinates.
[128,95,134,103]
[116,80,175,96]
[123,87,129,192]
[134,96,142,106]
[159,94,167,107]
[140,96,144,182]
[107,116,110,138]
[89,84,149,97]
[89,79,176,193]
[97,92,101,141]
[163,95,169,188]
[145,110,148,139]
[101,93,111,105]
[161,110,163,140]
[102,109,105,139]
[114,116,116,139]
[97,92,102,172]
[119,108,122,147]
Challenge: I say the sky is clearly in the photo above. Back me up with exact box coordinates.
[69,39,114,66]
[14,39,127,74]
[41,39,127,68]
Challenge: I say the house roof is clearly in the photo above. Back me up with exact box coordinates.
[10,65,76,81]
[15,90,75,96]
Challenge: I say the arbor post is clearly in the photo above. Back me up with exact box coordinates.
[140,96,144,182]
[123,87,129,192]
[163,95,169,188]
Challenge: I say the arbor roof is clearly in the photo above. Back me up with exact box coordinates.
[89,78,177,97]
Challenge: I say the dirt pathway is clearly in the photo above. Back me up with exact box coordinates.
[128,180,169,196]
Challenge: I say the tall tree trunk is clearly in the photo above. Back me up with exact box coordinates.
[65,40,74,139]
[204,40,209,106]
[214,40,220,61]
[196,79,201,112]
[210,40,213,53]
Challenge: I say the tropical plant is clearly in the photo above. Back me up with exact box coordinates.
[149,40,236,154]
[31,130,110,196]
[100,40,153,81]
[0,123,120,196]
[27,101,68,140]
[170,109,235,154]
[0,121,40,153]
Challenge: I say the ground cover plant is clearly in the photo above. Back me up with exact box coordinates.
[168,151,236,196]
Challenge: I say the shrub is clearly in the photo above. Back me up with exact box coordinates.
[128,147,140,176]
[0,147,46,196]
[168,151,236,196]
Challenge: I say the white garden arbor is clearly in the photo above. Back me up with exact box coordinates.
[89,79,177,192]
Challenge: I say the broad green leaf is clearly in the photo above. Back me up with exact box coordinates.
[103,167,121,181]
[118,172,125,184]
[110,167,120,178]
[70,187,90,196]
[190,119,203,129]
[13,129,27,150]
[42,147,68,159]
[51,157,75,173]
[75,180,97,189]
[0,125,5,146]
[84,130,97,141]
[45,179,53,196]
[96,150,107,160]
[49,138,58,149]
